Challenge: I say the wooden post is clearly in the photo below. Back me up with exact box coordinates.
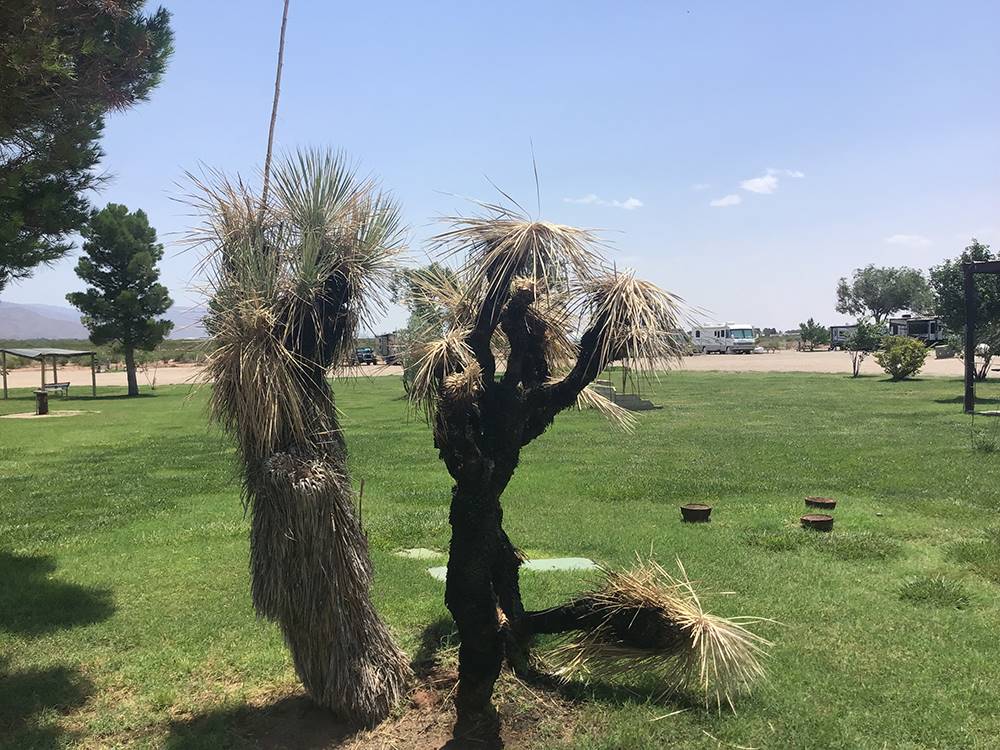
[52,357,58,386]
[2,351,7,400]
[40,356,46,388]
[91,353,97,397]
[963,262,977,414]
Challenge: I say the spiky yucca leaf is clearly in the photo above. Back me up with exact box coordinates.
[544,559,771,711]
[408,329,475,417]
[430,207,605,314]
[397,263,472,338]
[575,385,638,433]
[192,150,404,457]
[579,271,686,380]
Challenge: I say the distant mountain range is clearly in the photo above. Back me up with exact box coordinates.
[0,301,206,340]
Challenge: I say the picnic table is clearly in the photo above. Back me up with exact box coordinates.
[43,382,71,397]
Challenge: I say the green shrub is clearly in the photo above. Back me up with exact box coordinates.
[873,335,928,380]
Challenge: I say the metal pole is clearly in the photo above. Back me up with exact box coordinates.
[963,262,977,413]
[91,353,97,397]
[2,351,7,400]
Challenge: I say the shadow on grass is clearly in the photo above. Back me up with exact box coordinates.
[167,615,699,750]
[0,553,114,637]
[413,615,458,675]
[73,393,158,402]
[934,395,1000,405]
[0,657,93,749]
[165,695,362,750]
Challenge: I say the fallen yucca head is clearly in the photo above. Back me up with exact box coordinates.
[540,559,771,710]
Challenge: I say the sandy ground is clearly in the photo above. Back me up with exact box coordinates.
[0,363,404,390]
[678,349,968,376]
[0,351,971,392]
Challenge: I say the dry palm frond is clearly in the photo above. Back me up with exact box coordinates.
[575,384,638,433]
[578,271,687,380]
[202,291,317,461]
[431,205,606,318]
[408,329,475,416]
[544,559,771,711]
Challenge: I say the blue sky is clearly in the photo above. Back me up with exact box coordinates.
[5,0,999,331]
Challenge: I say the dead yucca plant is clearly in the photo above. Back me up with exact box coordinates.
[393,193,700,735]
[188,148,411,726]
[542,559,771,711]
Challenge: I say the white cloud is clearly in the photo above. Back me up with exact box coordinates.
[741,173,779,194]
[884,234,931,248]
[563,194,643,210]
[710,194,742,207]
[564,193,600,205]
[691,183,711,192]
[615,197,644,210]
[739,168,805,195]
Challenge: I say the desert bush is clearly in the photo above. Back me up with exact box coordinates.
[874,335,928,380]
[798,318,830,350]
[845,319,884,377]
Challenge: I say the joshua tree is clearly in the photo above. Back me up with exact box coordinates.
[190,149,410,724]
[405,204,767,738]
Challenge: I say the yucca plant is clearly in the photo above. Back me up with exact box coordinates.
[400,199,767,739]
[188,149,411,725]
[539,559,771,711]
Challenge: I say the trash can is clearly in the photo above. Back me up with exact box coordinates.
[34,389,49,416]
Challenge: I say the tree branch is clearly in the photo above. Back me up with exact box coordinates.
[499,284,550,390]
[519,314,612,446]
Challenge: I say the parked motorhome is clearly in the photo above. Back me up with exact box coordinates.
[691,323,756,354]
[830,324,857,350]
[888,315,946,345]
[375,331,403,364]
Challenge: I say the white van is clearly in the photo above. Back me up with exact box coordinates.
[691,323,756,354]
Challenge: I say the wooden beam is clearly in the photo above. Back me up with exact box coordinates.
[91,353,97,397]
[2,351,7,400]
[963,262,978,413]
[40,356,46,389]
[968,260,1000,274]
[52,357,58,386]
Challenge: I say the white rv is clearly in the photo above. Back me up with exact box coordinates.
[691,323,756,354]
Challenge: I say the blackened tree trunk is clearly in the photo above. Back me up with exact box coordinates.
[124,346,139,397]
[436,294,615,737]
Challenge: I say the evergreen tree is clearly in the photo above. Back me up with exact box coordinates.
[798,317,830,350]
[0,1,173,294]
[67,204,173,396]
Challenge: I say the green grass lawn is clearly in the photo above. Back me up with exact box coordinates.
[2,373,999,749]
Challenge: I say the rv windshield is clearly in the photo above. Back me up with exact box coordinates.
[729,329,753,339]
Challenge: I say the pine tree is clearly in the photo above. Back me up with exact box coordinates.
[67,204,173,396]
[0,1,173,293]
